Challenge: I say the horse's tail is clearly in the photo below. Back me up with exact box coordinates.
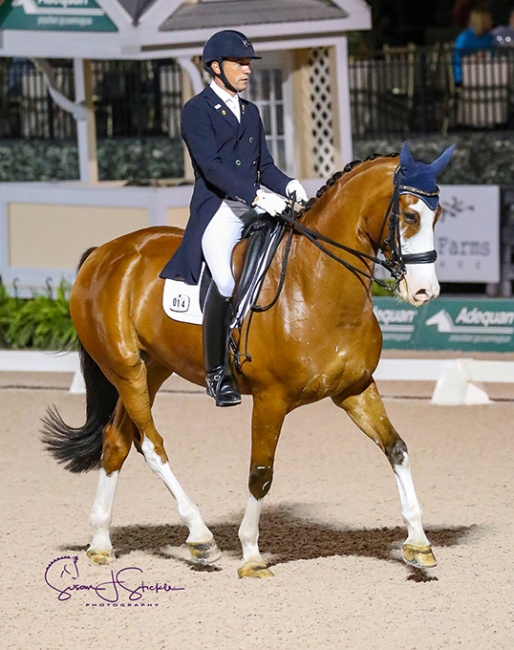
[41,247,119,474]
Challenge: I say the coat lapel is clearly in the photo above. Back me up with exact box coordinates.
[203,85,239,131]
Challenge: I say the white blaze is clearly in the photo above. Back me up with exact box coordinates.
[399,199,440,306]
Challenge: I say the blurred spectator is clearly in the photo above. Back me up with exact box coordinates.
[453,9,496,84]
[491,8,514,47]
[452,0,492,28]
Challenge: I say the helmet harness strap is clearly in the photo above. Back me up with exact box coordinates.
[212,59,239,94]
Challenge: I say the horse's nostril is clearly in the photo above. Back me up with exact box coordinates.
[414,289,431,304]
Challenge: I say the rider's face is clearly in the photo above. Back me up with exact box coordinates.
[212,58,252,94]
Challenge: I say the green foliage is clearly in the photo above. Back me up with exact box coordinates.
[0,280,23,347]
[0,137,184,182]
[0,278,77,350]
[371,280,396,297]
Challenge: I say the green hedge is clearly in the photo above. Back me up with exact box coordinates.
[0,277,76,350]
[0,132,512,184]
[0,136,184,183]
[353,132,514,185]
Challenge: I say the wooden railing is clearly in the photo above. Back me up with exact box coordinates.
[349,44,514,137]
[0,58,183,140]
[1,48,514,141]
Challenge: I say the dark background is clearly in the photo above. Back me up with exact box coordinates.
[357,0,514,50]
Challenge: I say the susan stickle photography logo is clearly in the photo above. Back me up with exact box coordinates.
[44,555,184,606]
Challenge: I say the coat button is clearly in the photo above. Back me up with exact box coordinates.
[249,137,254,143]
[235,160,241,166]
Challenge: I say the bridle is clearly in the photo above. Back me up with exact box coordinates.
[378,169,439,281]
[276,170,439,295]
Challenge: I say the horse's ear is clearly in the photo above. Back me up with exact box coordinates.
[429,144,455,177]
[399,141,416,174]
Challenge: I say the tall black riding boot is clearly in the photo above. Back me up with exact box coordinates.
[203,283,241,407]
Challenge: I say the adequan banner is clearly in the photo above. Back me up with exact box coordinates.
[0,0,118,32]
[373,297,514,352]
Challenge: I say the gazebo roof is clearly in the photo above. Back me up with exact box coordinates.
[160,1,348,31]
[0,0,371,59]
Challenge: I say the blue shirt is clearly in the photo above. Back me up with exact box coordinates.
[453,28,495,84]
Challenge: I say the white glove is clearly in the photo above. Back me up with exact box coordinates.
[253,189,288,216]
[286,179,308,204]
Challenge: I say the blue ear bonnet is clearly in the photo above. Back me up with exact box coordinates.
[397,142,455,211]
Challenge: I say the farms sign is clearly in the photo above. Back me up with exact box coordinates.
[0,0,117,32]
[436,185,500,283]
[373,297,514,352]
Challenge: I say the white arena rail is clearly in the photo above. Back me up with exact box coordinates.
[0,350,83,394]
[1,351,513,405]
[375,358,514,405]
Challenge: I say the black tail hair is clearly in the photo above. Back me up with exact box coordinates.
[41,247,119,473]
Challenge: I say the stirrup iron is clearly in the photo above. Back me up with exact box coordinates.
[206,366,241,407]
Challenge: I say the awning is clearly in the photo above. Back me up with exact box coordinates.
[0,0,371,59]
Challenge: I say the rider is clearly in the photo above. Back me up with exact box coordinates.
[161,30,308,407]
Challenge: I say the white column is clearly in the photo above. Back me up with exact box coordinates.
[74,59,98,184]
[333,36,353,166]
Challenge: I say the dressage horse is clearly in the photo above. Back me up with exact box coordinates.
[42,143,453,578]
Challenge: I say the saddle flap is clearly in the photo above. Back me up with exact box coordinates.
[163,213,285,329]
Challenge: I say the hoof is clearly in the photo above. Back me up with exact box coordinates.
[187,538,222,565]
[87,548,116,565]
[403,543,437,568]
[238,561,275,579]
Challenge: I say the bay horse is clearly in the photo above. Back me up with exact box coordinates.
[42,143,453,578]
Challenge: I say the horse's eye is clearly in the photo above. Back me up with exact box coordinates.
[403,212,418,225]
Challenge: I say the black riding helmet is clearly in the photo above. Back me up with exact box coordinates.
[202,30,261,93]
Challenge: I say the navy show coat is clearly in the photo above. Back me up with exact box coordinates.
[160,84,292,284]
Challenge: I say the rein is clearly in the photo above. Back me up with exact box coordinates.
[271,176,438,298]
[232,178,438,368]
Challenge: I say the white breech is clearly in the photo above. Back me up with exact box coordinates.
[201,199,248,297]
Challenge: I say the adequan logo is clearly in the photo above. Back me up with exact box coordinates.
[372,306,417,332]
[12,0,104,16]
[426,308,514,335]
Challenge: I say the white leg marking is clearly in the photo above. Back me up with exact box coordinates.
[141,437,212,544]
[89,468,119,552]
[393,452,431,547]
[238,495,264,564]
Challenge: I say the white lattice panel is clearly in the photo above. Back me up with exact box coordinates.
[308,48,335,177]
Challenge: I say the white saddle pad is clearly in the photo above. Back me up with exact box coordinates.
[162,275,204,326]
[162,263,256,328]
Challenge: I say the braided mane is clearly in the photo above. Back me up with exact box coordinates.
[299,151,399,216]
